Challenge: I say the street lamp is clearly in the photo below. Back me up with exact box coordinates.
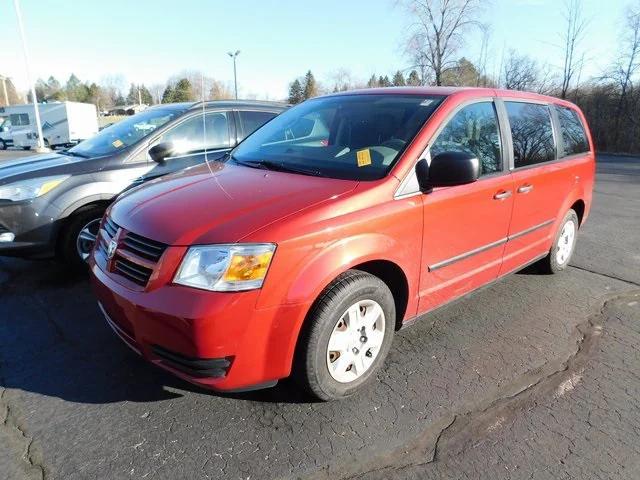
[12,0,47,151]
[227,50,240,99]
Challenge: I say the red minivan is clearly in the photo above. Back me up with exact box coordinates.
[90,87,594,400]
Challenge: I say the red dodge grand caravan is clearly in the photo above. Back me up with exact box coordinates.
[90,87,594,401]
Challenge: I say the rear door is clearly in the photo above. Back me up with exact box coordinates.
[236,110,279,143]
[498,100,575,275]
[418,99,515,312]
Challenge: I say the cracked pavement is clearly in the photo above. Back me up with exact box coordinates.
[1,152,639,479]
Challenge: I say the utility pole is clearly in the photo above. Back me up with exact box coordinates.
[138,85,142,106]
[227,50,241,99]
[12,0,47,151]
[0,76,9,106]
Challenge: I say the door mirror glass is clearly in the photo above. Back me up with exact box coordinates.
[148,142,176,164]
[416,152,480,192]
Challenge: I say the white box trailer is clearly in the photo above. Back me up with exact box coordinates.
[0,102,98,150]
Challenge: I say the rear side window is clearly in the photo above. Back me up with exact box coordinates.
[430,101,502,175]
[556,106,589,156]
[505,102,556,168]
[238,111,277,140]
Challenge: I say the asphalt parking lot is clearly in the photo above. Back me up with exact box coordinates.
[1,150,639,480]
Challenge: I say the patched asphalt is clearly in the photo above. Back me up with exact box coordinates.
[1,153,639,480]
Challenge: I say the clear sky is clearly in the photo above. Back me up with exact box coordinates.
[0,0,626,100]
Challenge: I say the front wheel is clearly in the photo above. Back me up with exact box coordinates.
[58,206,105,270]
[539,209,579,274]
[294,270,396,401]
[0,139,6,150]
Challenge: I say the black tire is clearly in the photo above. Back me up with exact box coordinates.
[0,139,6,150]
[538,209,579,274]
[57,206,105,271]
[294,270,396,401]
[22,146,31,151]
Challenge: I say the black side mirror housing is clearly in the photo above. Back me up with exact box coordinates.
[148,142,176,164]
[416,151,480,193]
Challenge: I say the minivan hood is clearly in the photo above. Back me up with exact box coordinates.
[110,162,358,245]
[0,152,85,183]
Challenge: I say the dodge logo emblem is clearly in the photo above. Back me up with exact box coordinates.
[107,240,118,259]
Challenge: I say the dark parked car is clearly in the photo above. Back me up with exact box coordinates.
[0,100,287,267]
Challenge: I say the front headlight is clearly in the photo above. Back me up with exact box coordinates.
[174,243,276,292]
[0,175,69,202]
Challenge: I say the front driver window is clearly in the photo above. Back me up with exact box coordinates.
[430,102,502,175]
[157,111,231,155]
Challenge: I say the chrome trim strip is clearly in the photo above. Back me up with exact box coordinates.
[507,219,554,241]
[98,302,141,355]
[427,218,555,271]
[429,237,508,271]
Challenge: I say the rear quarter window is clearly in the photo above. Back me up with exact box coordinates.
[556,106,589,156]
[505,101,556,168]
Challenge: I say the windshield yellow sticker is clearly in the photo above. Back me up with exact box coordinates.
[112,139,124,148]
[356,149,372,167]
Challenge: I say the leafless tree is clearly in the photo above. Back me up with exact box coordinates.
[402,0,483,86]
[475,23,491,86]
[559,0,588,99]
[503,50,538,91]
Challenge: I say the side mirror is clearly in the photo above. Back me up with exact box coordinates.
[148,142,176,164]
[416,151,480,193]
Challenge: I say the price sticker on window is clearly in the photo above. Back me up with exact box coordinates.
[356,149,372,167]
[112,139,124,148]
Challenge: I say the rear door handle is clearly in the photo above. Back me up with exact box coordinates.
[493,190,512,200]
[517,184,534,194]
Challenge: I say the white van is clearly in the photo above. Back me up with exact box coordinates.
[0,102,98,150]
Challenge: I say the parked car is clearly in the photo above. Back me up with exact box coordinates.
[0,102,99,150]
[0,100,287,267]
[89,87,595,401]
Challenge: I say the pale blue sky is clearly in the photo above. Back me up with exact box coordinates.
[0,0,626,100]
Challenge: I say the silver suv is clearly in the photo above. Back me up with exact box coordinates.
[0,100,287,268]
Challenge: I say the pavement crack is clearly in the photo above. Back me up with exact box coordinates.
[569,264,640,287]
[314,289,639,480]
[0,387,46,480]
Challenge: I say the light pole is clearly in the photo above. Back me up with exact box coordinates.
[12,0,47,151]
[227,50,240,99]
[0,76,9,106]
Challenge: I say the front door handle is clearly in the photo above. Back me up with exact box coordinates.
[517,184,534,194]
[493,190,512,200]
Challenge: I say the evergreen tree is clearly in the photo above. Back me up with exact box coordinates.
[407,70,421,86]
[302,70,318,99]
[65,74,89,101]
[126,83,138,104]
[288,79,304,104]
[172,78,194,102]
[392,70,406,86]
[161,85,174,103]
[367,74,379,88]
[378,75,392,87]
[139,85,153,105]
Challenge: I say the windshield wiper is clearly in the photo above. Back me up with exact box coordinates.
[234,158,325,177]
[60,150,90,158]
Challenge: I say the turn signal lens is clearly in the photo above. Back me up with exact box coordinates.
[223,251,274,282]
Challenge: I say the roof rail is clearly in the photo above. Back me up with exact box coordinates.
[188,99,290,110]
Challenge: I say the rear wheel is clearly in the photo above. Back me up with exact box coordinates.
[58,206,105,270]
[539,209,579,274]
[294,270,395,401]
[0,139,6,150]
[22,146,31,151]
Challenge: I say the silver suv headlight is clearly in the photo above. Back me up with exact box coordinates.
[0,175,69,202]
[174,243,276,292]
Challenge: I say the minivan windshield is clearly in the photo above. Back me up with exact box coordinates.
[69,107,187,157]
[232,94,444,180]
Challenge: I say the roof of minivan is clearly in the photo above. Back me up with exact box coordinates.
[324,86,574,107]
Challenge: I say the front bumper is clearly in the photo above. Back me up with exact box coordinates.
[0,199,60,258]
[90,259,310,392]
